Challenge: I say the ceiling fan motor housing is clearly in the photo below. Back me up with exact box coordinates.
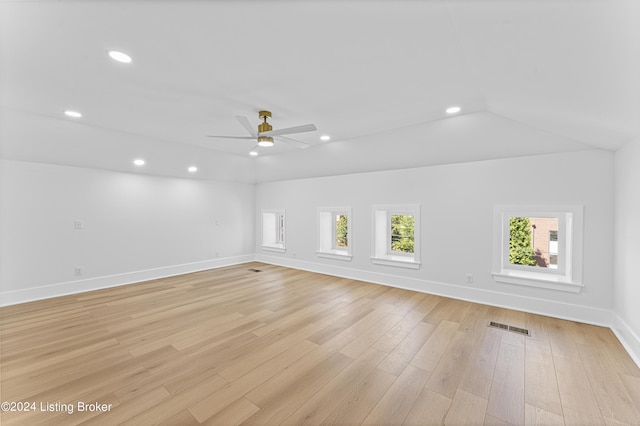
[258,110,272,133]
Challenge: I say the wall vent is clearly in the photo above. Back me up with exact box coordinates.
[488,321,530,336]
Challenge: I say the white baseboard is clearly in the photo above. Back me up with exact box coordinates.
[255,254,613,327]
[0,255,255,307]
[612,313,640,369]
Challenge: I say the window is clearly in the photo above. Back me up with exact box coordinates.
[317,207,352,260]
[262,209,286,252]
[371,205,420,269]
[492,205,584,292]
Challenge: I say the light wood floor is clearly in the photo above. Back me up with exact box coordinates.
[1,263,639,425]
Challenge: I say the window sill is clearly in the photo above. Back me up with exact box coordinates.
[492,270,583,293]
[317,250,352,261]
[262,245,286,253]
[371,256,421,270]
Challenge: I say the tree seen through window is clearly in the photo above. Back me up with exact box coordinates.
[335,214,348,247]
[391,214,414,253]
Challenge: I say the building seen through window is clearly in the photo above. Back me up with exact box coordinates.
[509,217,559,269]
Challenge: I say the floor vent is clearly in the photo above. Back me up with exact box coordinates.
[488,321,530,336]
[248,268,262,273]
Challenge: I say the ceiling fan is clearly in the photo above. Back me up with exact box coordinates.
[207,110,317,148]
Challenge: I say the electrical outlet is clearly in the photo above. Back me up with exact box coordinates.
[75,267,84,276]
[466,273,473,284]
[215,251,220,257]
[74,220,83,230]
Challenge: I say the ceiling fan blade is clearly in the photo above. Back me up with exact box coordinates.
[207,135,255,139]
[277,135,311,149]
[261,123,317,137]
[235,115,258,138]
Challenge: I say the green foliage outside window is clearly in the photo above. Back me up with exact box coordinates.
[509,217,536,266]
[336,214,348,247]
[391,215,414,253]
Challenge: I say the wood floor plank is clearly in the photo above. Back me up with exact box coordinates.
[187,339,318,422]
[576,341,640,424]
[445,388,488,426]
[305,301,374,346]
[156,410,200,426]
[403,388,452,426]
[80,387,171,426]
[483,414,510,425]
[621,373,640,408]
[424,297,472,325]
[322,367,397,426]
[459,302,490,335]
[362,364,431,425]
[200,397,259,426]
[603,416,635,426]
[279,347,387,425]
[486,337,526,425]
[121,376,229,425]
[113,346,183,402]
[547,317,583,361]
[339,311,405,358]
[377,321,436,376]
[161,328,285,396]
[553,354,606,426]
[458,326,502,399]
[218,323,321,382]
[524,403,566,426]
[2,262,639,426]
[525,336,563,416]
[241,352,353,425]
[372,309,428,353]
[410,319,460,372]
[426,329,475,398]
[412,292,442,315]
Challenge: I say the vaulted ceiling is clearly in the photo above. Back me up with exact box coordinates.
[1,0,638,183]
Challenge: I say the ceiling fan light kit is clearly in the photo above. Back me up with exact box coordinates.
[257,136,274,147]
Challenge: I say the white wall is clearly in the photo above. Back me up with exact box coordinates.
[255,150,615,325]
[0,159,255,305]
[613,137,640,366]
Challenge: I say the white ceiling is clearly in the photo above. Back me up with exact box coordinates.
[1,0,638,183]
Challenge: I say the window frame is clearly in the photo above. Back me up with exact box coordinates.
[261,209,286,253]
[317,207,352,261]
[492,205,584,293]
[371,204,421,269]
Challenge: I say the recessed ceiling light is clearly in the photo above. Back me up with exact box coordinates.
[107,50,132,64]
[446,106,461,114]
[249,151,258,157]
[320,135,331,141]
[133,159,145,166]
[188,166,198,173]
[64,110,82,118]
